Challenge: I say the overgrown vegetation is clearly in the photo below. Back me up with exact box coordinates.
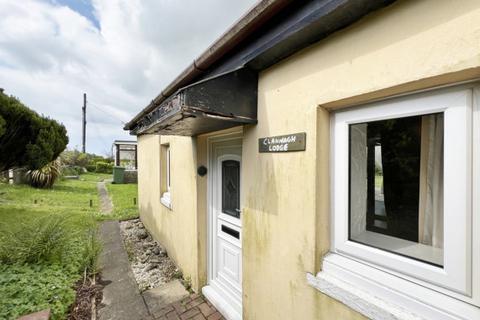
[0,173,102,319]
[61,165,85,177]
[0,214,74,264]
[60,149,114,174]
[0,92,68,172]
[95,161,113,174]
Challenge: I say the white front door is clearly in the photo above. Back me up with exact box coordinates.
[203,136,242,320]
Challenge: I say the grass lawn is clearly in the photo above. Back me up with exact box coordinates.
[375,174,383,189]
[0,173,105,320]
[104,182,139,221]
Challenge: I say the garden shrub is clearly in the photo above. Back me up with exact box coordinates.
[61,166,77,176]
[60,150,113,168]
[0,114,5,138]
[85,164,96,172]
[0,92,68,172]
[95,161,113,173]
[62,165,84,176]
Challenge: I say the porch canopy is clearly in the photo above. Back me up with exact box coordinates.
[129,67,257,136]
[125,0,394,137]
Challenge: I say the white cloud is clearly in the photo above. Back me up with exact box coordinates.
[0,0,257,155]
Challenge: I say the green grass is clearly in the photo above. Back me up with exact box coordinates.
[375,174,383,189]
[80,172,111,182]
[104,182,139,221]
[0,173,104,320]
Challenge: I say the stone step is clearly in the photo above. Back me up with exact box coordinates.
[142,279,190,315]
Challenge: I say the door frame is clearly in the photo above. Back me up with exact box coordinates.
[203,130,243,320]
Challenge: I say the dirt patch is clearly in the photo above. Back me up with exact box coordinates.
[119,218,180,291]
[68,275,103,320]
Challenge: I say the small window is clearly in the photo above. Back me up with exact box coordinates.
[160,144,171,208]
[349,113,444,266]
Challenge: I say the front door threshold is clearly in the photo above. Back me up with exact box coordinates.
[202,285,241,320]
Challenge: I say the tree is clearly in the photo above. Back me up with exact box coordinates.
[0,92,69,172]
[0,115,5,138]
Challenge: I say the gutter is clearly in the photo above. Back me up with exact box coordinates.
[124,0,291,130]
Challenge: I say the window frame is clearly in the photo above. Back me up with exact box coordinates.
[160,144,172,209]
[325,84,480,318]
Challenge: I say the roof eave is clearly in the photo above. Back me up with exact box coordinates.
[124,0,290,130]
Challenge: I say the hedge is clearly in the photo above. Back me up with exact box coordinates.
[95,162,113,174]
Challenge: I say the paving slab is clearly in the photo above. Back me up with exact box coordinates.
[98,221,150,320]
[17,309,50,320]
[143,279,189,315]
[150,293,226,320]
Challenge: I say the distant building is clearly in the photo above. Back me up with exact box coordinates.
[112,140,137,170]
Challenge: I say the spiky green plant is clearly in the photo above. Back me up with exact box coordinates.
[0,214,75,264]
[80,227,102,275]
[27,159,61,188]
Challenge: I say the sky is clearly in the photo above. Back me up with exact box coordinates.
[0,0,257,155]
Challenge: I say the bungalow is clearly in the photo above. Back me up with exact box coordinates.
[124,1,480,319]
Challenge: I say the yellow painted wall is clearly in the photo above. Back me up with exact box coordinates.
[242,0,480,319]
[136,0,480,318]
[137,134,202,290]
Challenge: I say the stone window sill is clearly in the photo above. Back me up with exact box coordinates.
[306,271,420,320]
[160,193,172,210]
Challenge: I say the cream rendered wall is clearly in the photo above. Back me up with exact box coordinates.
[242,0,480,319]
[137,134,201,290]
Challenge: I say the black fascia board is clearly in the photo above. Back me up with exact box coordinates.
[131,67,257,136]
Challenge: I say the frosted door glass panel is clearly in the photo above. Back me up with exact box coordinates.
[222,160,240,218]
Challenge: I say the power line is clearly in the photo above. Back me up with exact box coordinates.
[87,100,129,125]
[87,107,114,149]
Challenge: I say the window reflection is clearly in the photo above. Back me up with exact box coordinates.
[349,113,444,266]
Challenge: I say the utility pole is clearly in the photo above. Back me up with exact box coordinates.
[82,93,86,153]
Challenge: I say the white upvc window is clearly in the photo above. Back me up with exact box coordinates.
[316,84,480,320]
[160,145,171,209]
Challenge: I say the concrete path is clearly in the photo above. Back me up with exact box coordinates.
[98,221,150,320]
[97,181,113,214]
[97,221,222,320]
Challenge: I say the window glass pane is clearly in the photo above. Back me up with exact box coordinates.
[222,160,240,218]
[167,148,170,190]
[349,113,444,266]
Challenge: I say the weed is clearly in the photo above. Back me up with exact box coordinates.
[0,264,76,320]
[124,240,135,262]
[80,227,102,276]
[173,269,183,279]
[181,275,193,293]
[0,173,104,319]
[0,214,76,264]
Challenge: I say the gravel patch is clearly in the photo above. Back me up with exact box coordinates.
[119,218,180,291]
